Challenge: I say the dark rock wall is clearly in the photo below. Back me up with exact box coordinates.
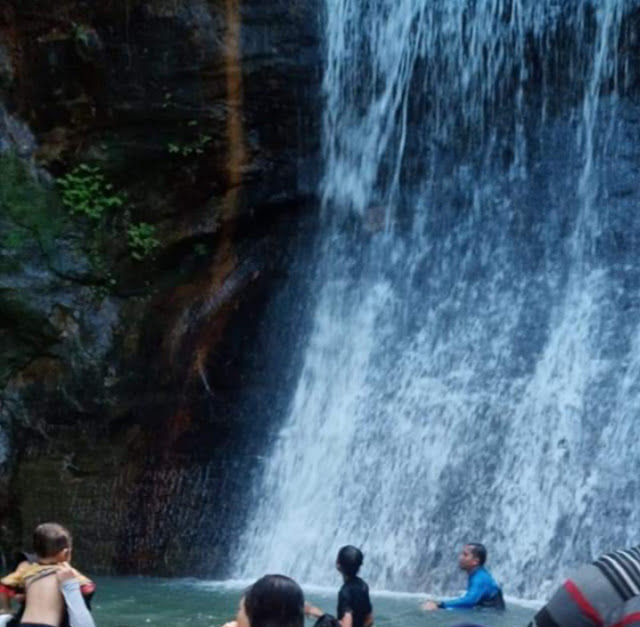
[0,0,321,576]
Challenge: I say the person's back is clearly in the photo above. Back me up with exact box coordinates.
[336,546,373,627]
[528,545,640,627]
[467,566,504,610]
[21,572,65,626]
[338,575,372,627]
[304,545,373,627]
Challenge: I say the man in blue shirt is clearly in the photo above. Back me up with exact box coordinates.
[421,543,505,611]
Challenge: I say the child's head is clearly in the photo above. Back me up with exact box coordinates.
[314,615,341,627]
[33,523,72,562]
[336,545,364,578]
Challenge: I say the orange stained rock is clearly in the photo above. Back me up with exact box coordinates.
[165,0,248,408]
[185,0,247,373]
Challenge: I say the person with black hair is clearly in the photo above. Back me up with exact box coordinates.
[421,543,504,611]
[222,574,304,627]
[305,546,374,627]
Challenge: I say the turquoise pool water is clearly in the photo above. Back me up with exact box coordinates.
[91,577,538,627]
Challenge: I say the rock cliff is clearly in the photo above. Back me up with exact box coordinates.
[0,0,321,576]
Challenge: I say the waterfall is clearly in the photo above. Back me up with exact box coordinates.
[235,0,640,598]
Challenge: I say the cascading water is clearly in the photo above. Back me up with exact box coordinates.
[235,0,640,598]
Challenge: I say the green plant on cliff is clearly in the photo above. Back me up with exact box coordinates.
[127,222,160,261]
[56,164,119,287]
[167,120,212,157]
[0,152,61,254]
[167,133,212,157]
[58,164,124,220]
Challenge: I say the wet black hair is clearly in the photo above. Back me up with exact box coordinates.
[466,543,487,566]
[337,545,364,578]
[244,574,304,627]
[314,614,341,627]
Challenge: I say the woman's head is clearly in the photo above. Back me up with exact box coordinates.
[336,545,364,578]
[238,574,304,627]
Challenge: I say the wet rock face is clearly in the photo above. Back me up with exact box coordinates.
[0,0,321,575]
[0,43,13,93]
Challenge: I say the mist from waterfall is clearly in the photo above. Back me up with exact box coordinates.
[235,0,640,598]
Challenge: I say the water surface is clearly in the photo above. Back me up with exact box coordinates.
[92,577,538,627]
